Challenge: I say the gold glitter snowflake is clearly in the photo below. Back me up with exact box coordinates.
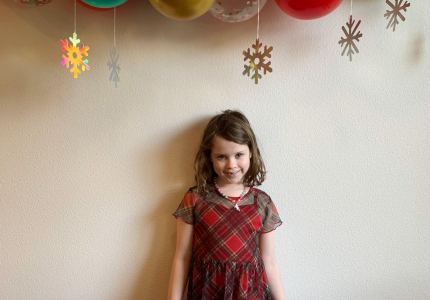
[243,39,273,84]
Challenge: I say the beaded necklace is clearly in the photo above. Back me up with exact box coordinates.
[214,177,250,211]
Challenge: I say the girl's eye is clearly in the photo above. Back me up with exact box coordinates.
[217,155,225,159]
[236,153,243,158]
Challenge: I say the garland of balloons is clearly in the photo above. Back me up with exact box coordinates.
[18,0,412,83]
[16,0,345,21]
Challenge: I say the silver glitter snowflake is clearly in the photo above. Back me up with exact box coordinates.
[384,0,410,32]
[339,15,362,62]
[107,48,120,88]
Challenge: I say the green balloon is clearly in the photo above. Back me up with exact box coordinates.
[81,0,128,8]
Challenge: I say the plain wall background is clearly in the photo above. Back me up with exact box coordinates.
[1,0,429,299]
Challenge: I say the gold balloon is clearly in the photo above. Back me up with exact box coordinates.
[149,0,216,20]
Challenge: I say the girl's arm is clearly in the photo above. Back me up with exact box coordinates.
[260,231,286,300]
[167,218,194,300]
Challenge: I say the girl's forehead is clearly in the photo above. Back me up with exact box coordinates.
[211,136,249,152]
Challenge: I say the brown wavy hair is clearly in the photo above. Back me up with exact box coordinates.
[194,109,267,196]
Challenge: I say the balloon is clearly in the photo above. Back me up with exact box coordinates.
[80,0,128,9]
[14,0,52,6]
[79,0,113,11]
[149,0,216,21]
[274,0,343,20]
[210,0,267,23]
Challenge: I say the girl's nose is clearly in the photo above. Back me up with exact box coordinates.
[227,158,236,168]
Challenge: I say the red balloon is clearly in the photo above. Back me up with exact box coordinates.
[275,0,343,20]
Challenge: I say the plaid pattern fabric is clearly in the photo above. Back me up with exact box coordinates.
[173,185,283,300]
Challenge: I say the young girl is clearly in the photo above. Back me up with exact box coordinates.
[167,110,285,300]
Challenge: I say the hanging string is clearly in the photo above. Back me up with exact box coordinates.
[257,0,260,40]
[114,7,116,48]
[350,0,353,16]
[74,0,76,33]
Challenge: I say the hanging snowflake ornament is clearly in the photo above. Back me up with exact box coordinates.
[339,15,362,62]
[243,39,272,84]
[384,0,410,32]
[107,48,120,88]
[60,33,90,78]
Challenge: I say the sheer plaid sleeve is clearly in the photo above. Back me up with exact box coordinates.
[172,190,196,225]
[261,197,283,233]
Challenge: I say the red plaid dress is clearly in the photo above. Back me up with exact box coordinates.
[173,184,283,300]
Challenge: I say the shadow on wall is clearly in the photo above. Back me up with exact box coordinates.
[129,116,209,300]
[0,0,76,42]
[408,34,425,66]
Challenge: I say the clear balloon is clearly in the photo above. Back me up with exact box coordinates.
[149,0,216,21]
[80,0,128,9]
[210,0,267,22]
[274,0,343,20]
[14,0,52,6]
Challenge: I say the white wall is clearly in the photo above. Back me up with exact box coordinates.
[1,0,429,299]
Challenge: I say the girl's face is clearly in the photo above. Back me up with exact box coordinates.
[210,136,252,186]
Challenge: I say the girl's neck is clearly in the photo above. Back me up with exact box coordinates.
[214,178,246,197]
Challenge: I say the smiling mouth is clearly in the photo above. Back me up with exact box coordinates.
[225,170,240,175]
